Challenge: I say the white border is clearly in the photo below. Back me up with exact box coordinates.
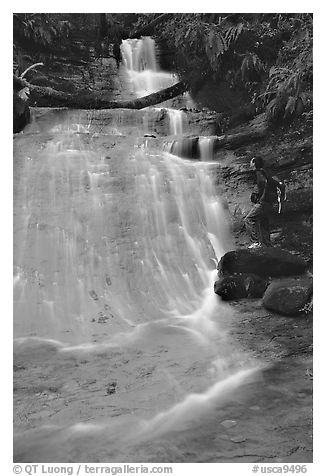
[4,3,323,472]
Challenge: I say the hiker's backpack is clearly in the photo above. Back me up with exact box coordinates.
[267,175,287,213]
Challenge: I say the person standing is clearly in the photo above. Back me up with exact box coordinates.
[245,156,275,248]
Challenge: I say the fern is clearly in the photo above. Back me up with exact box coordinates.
[240,53,264,80]
[225,23,244,47]
[14,13,72,49]
[204,22,244,73]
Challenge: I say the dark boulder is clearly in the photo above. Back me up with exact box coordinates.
[218,248,307,278]
[13,89,30,133]
[262,277,313,316]
[214,273,268,301]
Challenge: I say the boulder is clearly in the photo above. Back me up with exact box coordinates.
[214,273,268,301]
[218,248,307,278]
[262,277,313,316]
[13,89,30,133]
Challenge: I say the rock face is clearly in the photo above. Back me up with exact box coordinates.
[218,248,307,278]
[263,277,313,315]
[214,273,268,301]
[211,113,312,263]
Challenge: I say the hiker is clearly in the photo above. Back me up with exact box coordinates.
[245,156,286,249]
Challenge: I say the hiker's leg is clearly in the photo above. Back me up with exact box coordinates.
[245,204,263,243]
[261,203,273,246]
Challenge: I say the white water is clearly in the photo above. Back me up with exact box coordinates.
[121,37,178,97]
[121,38,187,141]
[13,38,259,462]
[14,129,232,343]
[166,108,184,135]
[199,136,215,160]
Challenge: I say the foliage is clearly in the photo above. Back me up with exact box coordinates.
[148,13,312,124]
[263,67,312,122]
[12,12,313,126]
[154,14,246,89]
[13,13,72,77]
[240,53,265,81]
[14,14,71,48]
[262,16,313,123]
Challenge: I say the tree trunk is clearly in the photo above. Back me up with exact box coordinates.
[170,124,268,159]
[214,127,268,149]
[13,75,188,109]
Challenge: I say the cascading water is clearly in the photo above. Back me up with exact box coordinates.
[199,136,215,160]
[121,37,177,97]
[13,38,260,463]
[167,108,184,135]
[121,37,186,139]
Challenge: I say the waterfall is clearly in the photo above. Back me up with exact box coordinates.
[199,137,214,160]
[167,108,184,135]
[121,37,178,97]
[13,37,258,463]
[14,108,233,342]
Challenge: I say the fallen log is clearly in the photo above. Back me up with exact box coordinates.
[216,127,268,149]
[13,74,187,109]
[108,81,187,110]
[170,124,268,159]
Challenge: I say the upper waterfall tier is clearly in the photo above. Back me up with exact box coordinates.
[121,37,179,98]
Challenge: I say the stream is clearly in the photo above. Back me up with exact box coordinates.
[13,37,264,463]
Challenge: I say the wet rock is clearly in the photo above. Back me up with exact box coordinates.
[214,275,247,300]
[214,273,268,301]
[262,277,313,316]
[220,419,237,429]
[218,248,307,278]
[297,393,307,399]
[81,378,96,387]
[230,436,247,443]
[305,369,313,379]
[89,290,99,301]
[106,381,117,395]
[97,311,111,323]
[13,364,26,372]
[249,405,261,411]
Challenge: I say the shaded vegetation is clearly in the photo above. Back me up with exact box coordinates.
[13,13,313,126]
[147,13,313,124]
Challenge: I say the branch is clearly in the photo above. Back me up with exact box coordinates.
[20,62,44,79]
